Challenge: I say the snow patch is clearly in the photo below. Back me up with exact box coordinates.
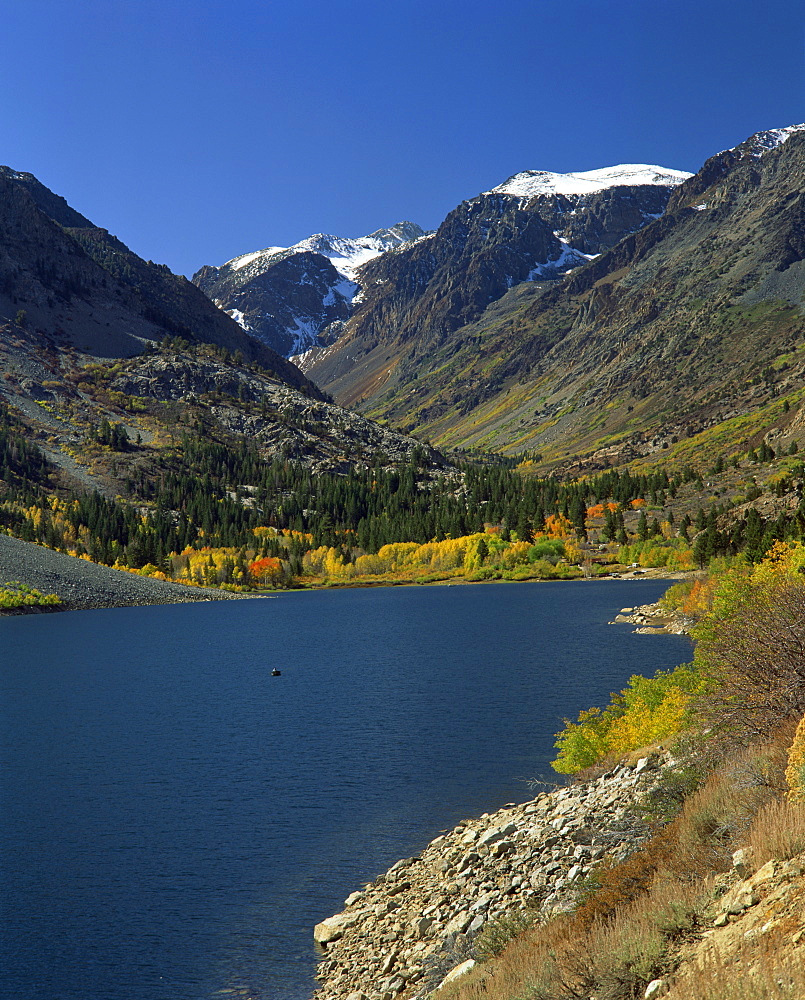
[221,223,426,285]
[287,314,328,355]
[489,164,691,199]
[731,124,805,157]
[226,308,250,330]
[290,230,419,282]
[323,277,360,306]
[528,238,597,280]
[227,249,284,271]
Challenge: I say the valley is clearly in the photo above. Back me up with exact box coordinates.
[2,126,805,601]
[2,122,805,1000]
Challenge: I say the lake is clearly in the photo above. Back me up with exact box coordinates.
[0,580,691,1000]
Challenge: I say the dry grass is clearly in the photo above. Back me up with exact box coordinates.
[784,712,805,801]
[438,879,706,1000]
[747,798,805,866]
[665,931,805,1000]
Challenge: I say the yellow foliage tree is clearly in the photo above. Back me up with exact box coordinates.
[377,542,419,570]
[552,664,702,774]
[785,713,805,802]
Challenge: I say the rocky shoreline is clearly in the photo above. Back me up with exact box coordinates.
[610,600,692,635]
[313,752,674,1000]
[0,533,238,614]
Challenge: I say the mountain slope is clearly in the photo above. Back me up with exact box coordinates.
[192,222,426,357]
[0,168,447,505]
[299,164,690,406]
[0,166,317,394]
[305,128,805,470]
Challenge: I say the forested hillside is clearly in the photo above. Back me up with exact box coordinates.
[5,374,805,595]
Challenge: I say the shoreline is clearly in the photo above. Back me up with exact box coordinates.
[1,531,692,616]
[313,753,676,1000]
[0,533,242,617]
[290,566,692,593]
[610,599,693,635]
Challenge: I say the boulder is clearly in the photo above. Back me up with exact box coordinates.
[314,912,357,945]
[437,959,476,990]
[313,750,673,1000]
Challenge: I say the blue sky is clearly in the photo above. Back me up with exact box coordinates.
[2,0,803,277]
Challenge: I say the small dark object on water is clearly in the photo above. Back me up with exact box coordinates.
[271,668,281,676]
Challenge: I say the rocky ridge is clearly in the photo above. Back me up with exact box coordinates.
[299,166,688,408]
[313,752,672,1000]
[304,126,805,468]
[0,167,314,392]
[192,222,427,358]
[106,350,440,474]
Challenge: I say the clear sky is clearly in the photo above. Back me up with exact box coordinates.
[2,0,803,277]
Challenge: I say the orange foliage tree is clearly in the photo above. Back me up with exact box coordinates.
[249,556,283,586]
[586,502,619,520]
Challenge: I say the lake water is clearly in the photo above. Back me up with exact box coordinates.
[0,580,691,1000]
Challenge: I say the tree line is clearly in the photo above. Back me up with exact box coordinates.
[3,400,805,579]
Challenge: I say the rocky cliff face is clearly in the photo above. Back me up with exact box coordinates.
[192,222,427,357]
[305,127,805,468]
[299,166,688,407]
[313,753,670,1000]
[105,350,439,473]
[195,250,354,358]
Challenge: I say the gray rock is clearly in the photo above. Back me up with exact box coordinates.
[437,959,476,991]
[314,912,357,945]
[313,750,673,1000]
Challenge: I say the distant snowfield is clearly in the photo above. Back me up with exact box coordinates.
[300,236,390,283]
[489,163,692,199]
[221,225,423,284]
[229,249,284,272]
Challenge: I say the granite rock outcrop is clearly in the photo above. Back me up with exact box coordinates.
[314,753,673,1000]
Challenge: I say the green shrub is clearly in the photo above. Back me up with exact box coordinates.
[527,539,565,563]
[474,909,537,962]
[0,581,61,608]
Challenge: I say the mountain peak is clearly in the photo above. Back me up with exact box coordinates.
[194,222,429,357]
[366,221,427,245]
[220,221,427,281]
[487,164,692,200]
[727,123,805,158]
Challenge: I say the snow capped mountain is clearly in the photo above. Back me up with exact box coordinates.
[194,160,695,363]
[195,161,692,364]
[192,222,427,358]
[299,158,695,395]
[726,123,805,158]
[489,163,692,199]
[222,221,425,285]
